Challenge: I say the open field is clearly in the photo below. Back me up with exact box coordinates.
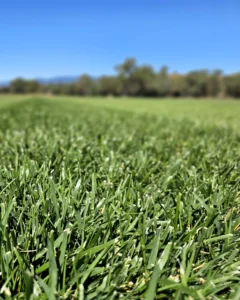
[49,96,240,129]
[0,95,240,299]
[0,94,32,108]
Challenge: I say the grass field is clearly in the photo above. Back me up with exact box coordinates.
[0,95,240,299]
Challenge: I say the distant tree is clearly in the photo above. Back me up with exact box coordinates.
[10,78,40,94]
[115,59,158,96]
[96,76,122,96]
[47,84,63,95]
[224,73,240,98]
[130,65,156,96]
[207,70,223,97]
[156,66,171,96]
[63,83,78,95]
[115,58,137,78]
[10,78,27,93]
[76,74,93,95]
[5,58,240,98]
[185,71,209,97]
[26,80,40,93]
[169,73,187,97]
[115,58,138,96]
[0,86,10,93]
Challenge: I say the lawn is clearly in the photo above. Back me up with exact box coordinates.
[49,95,240,129]
[0,95,240,299]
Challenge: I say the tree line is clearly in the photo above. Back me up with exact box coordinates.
[1,58,240,98]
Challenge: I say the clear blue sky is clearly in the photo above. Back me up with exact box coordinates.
[0,0,239,80]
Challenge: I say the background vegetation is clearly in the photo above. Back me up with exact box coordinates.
[1,58,240,98]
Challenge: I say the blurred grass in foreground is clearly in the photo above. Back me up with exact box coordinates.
[0,96,240,299]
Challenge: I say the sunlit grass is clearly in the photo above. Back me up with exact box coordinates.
[0,96,240,299]
[49,95,240,129]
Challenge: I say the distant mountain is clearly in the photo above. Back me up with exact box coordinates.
[36,75,80,85]
[0,76,81,87]
[0,75,100,87]
[0,81,10,87]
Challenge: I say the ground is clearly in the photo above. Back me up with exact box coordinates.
[0,95,240,299]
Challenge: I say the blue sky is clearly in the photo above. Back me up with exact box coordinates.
[0,0,239,80]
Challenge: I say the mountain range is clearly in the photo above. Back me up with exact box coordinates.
[0,75,80,87]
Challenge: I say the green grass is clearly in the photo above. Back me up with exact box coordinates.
[49,95,240,129]
[0,96,240,299]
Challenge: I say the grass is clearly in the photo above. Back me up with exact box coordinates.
[49,95,240,129]
[0,94,31,109]
[0,95,240,299]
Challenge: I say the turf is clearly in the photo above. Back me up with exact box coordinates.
[0,96,240,299]
[49,95,240,129]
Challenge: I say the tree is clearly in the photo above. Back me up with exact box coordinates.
[224,73,240,98]
[115,59,158,96]
[185,71,209,97]
[76,74,93,95]
[207,70,223,97]
[26,80,40,93]
[130,65,156,96]
[157,66,171,96]
[0,86,10,93]
[4,58,240,99]
[10,78,40,93]
[115,58,137,78]
[169,73,187,97]
[10,78,27,93]
[96,76,122,96]
[115,58,138,96]
[148,66,171,97]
